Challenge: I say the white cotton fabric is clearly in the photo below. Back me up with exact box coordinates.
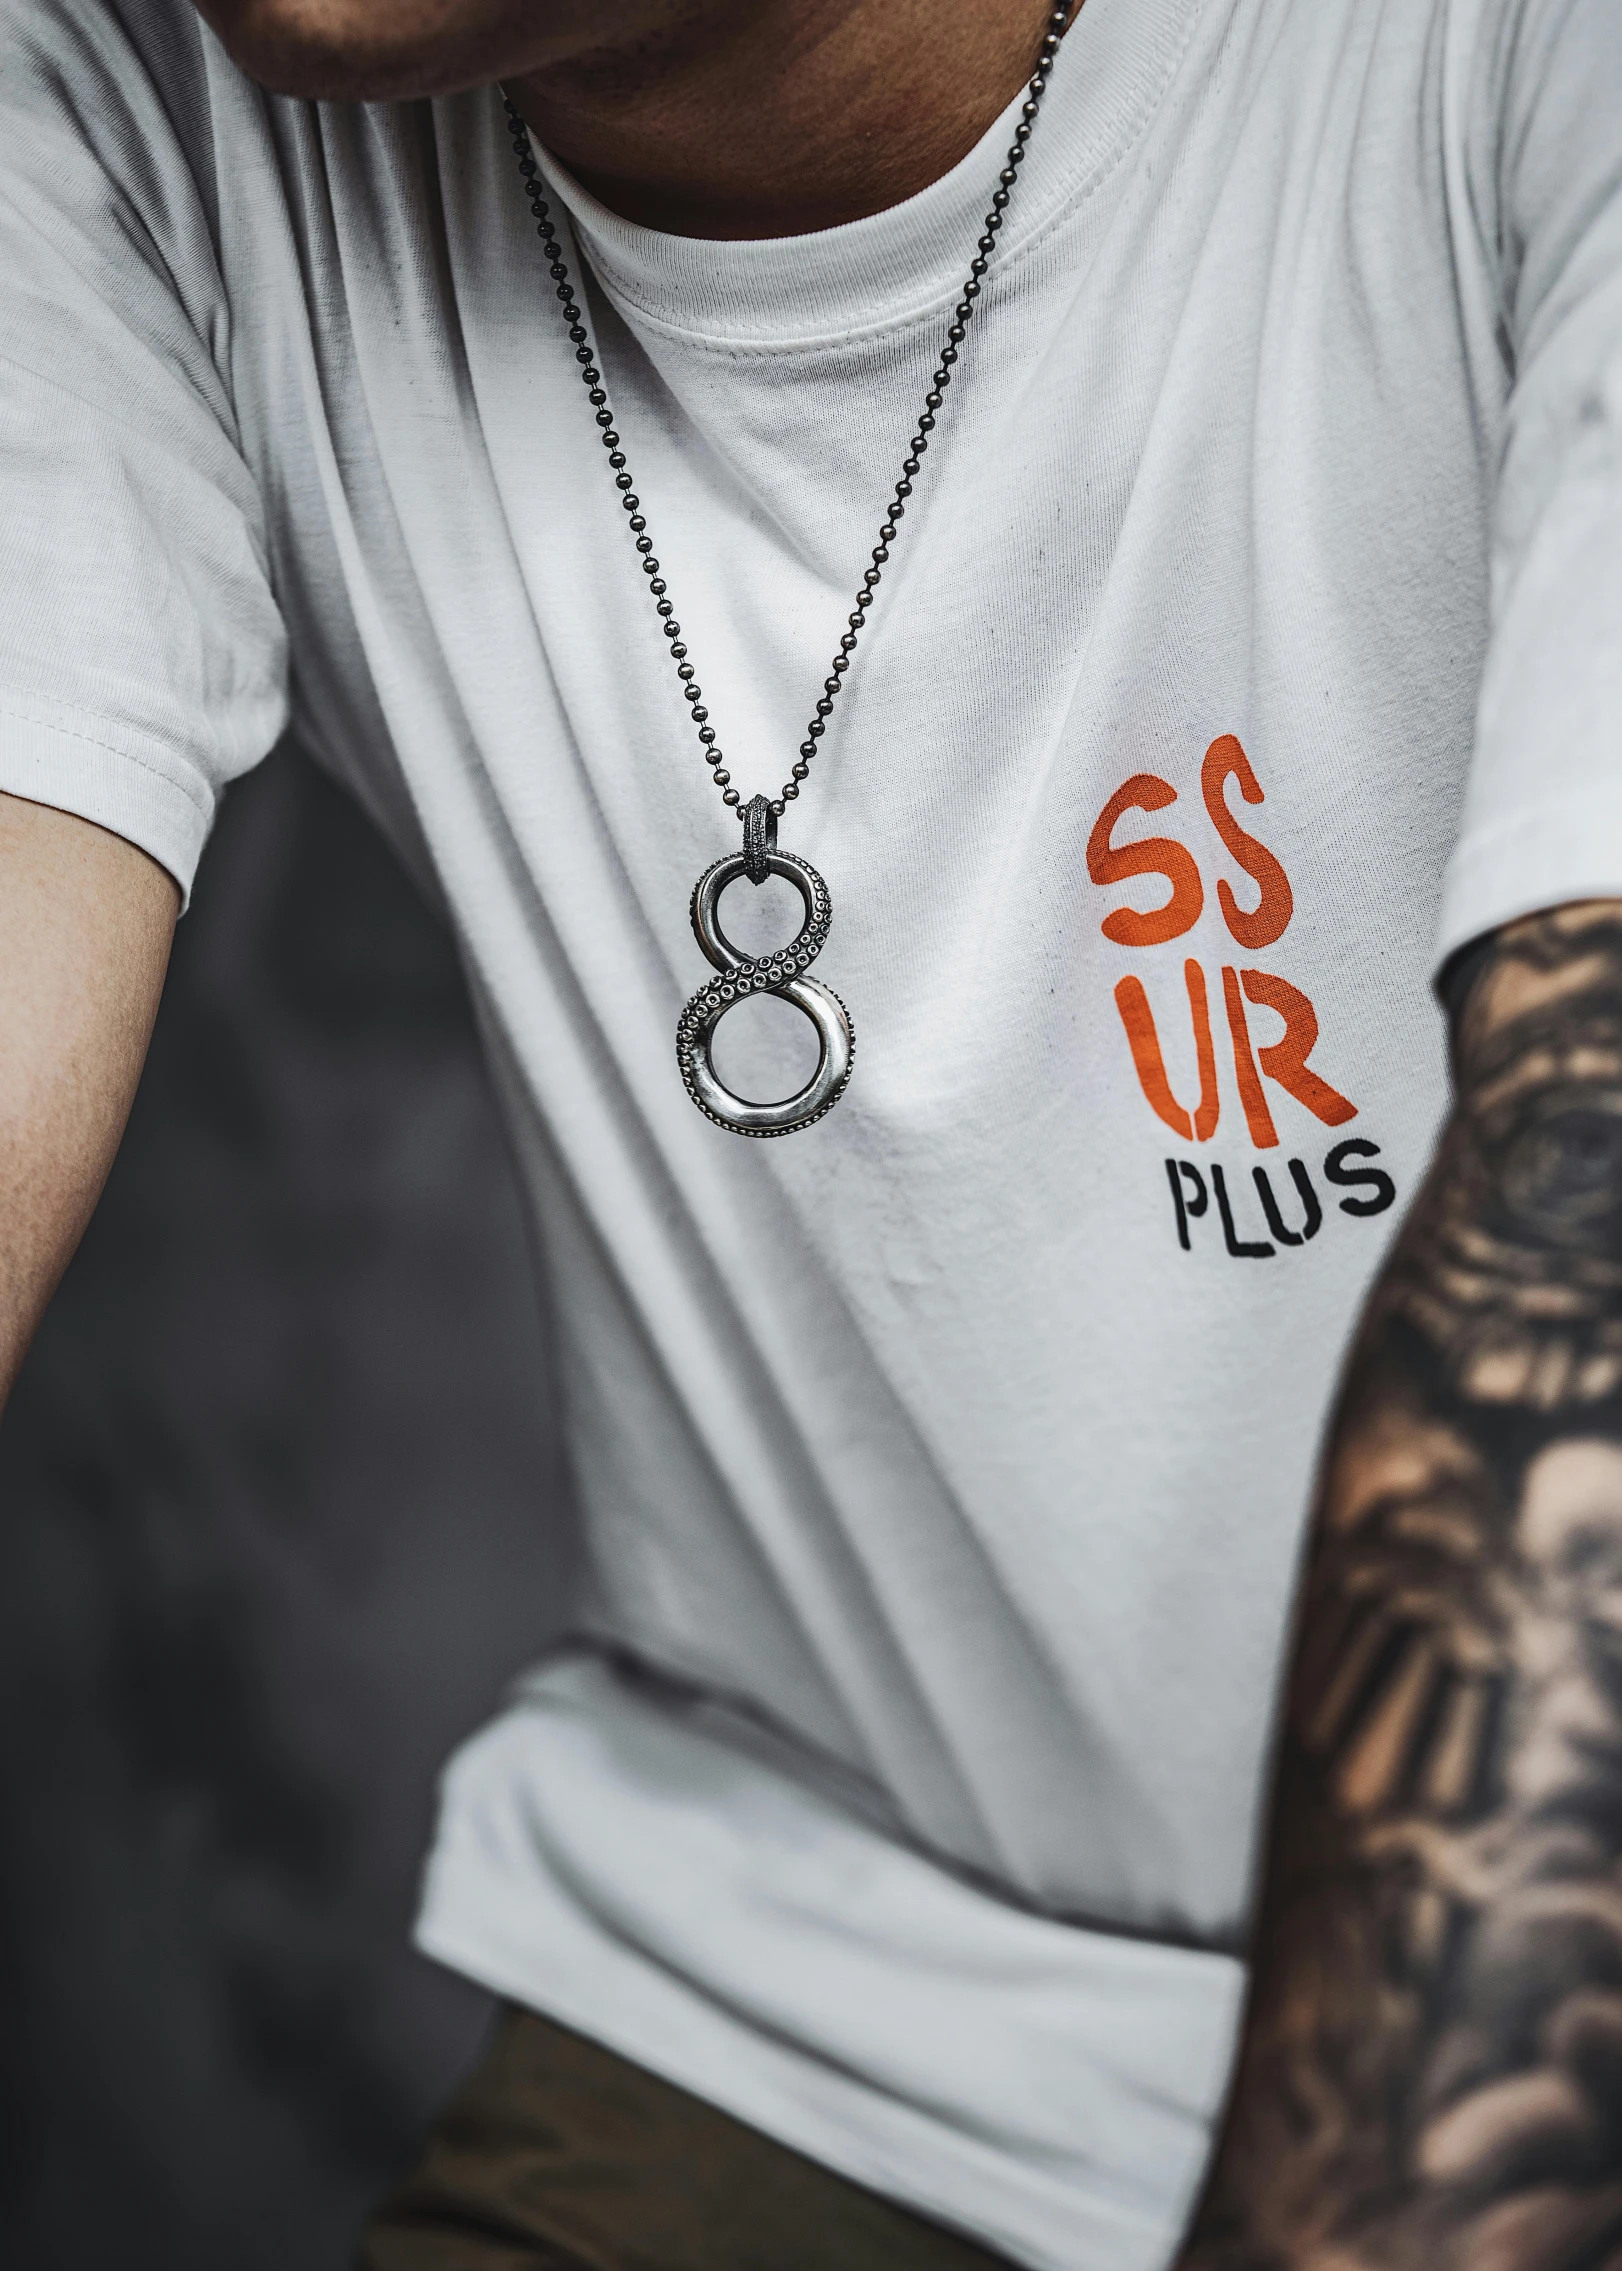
[421,1653,1244,2271]
[4,0,1622,2262]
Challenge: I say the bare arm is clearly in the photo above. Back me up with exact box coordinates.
[0,791,177,1410]
[1185,900,1622,2271]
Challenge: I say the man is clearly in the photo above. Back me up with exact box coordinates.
[2,0,1620,2262]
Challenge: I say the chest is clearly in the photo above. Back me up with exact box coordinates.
[223,6,1502,1145]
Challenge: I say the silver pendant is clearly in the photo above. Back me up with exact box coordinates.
[677,798,853,1137]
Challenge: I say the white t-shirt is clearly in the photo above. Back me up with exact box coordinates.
[5,0,1622,2262]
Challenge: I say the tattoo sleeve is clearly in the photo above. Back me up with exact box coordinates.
[1184,902,1622,2271]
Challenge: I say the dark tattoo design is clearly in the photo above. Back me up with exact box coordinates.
[1184,903,1622,2271]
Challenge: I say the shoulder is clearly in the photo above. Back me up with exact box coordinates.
[4,0,212,136]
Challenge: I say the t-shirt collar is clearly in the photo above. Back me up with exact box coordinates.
[532,0,1202,348]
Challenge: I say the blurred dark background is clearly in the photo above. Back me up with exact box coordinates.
[0,745,572,2269]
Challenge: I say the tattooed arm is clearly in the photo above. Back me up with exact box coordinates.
[1184,901,1622,2271]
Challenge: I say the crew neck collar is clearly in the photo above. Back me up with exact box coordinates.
[531,0,1201,349]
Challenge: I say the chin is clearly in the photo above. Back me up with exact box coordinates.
[189,0,612,102]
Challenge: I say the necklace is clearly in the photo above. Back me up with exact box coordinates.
[505,4,1070,1136]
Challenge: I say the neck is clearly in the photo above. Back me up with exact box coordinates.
[507,0,1069,241]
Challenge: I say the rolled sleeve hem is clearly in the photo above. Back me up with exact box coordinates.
[1437,789,1622,968]
[0,702,218,907]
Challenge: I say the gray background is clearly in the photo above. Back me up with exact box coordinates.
[0,746,572,2269]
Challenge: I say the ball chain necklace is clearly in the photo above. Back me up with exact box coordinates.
[505,4,1070,1136]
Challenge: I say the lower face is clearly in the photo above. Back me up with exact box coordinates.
[189,0,728,101]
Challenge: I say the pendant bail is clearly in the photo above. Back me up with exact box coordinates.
[741,794,777,886]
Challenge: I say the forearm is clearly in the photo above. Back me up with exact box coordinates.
[1185,901,1622,2271]
[0,792,177,1408]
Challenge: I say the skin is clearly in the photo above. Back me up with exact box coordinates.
[0,795,176,1407]
[1183,904,1622,2269]
[15,2,1620,2260]
[191,0,1073,236]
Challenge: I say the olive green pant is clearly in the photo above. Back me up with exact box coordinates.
[358,2005,1010,2271]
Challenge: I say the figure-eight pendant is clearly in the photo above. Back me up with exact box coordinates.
[677,796,854,1138]
[507,6,1069,1137]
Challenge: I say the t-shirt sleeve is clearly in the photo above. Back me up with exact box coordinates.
[1437,0,1622,961]
[0,1,287,900]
